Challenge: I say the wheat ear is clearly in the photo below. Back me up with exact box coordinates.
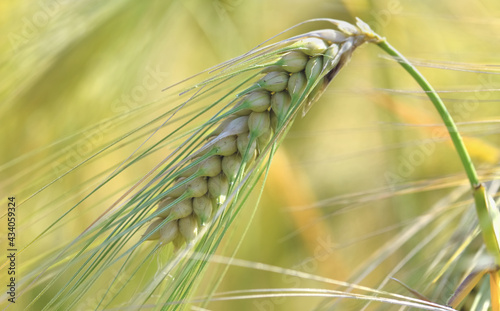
[143,24,375,249]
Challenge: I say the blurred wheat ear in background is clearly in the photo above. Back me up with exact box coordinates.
[1,1,500,310]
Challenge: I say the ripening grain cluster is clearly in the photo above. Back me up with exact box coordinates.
[142,19,377,249]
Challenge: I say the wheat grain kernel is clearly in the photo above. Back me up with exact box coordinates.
[144,218,164,240]
[248,111,271,138]
[185,177,208,198]
[287,71,307,97]
[197,156,222,177]
[237,133,257,156]
[270,111,278,131]
[193,195,213,224]
[257,71,289,92]
[157,196,174,209]
[169,199,193,220]
[180,156,220,178]
[261,65,287,73]
[305,56,324,81]
[210,116,237,137]
[222,154,242,181]
[295,38,328,56]
[257,127,273,152]
[278,51,309,73]
[270,91,291,122]
[238,91,271,112]
[156,197,176,217]
[179,161,198,178]
[309,29,347,44]
[208,173,229,198]
[212,136,238,156]
[220,116,249,136]
[168,177,187,197]
[159,220,179,244]
[234,108,253,116]
[179,215,198,242]
[323,43,340,66]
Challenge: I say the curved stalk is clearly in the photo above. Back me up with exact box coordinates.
[373,35,500,309]
[374,38,500,265]
[376,40,479,188]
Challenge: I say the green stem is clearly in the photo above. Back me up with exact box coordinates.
[376,40,480,188]
[375,39,500,264]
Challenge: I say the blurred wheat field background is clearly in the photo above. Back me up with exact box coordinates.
[1,0,500,310]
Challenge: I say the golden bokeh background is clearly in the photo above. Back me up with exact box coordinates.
[1,0,500,310]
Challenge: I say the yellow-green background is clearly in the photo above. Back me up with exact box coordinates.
[1,0,500,310]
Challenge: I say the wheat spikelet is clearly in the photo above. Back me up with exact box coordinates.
[143,19,377,249]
